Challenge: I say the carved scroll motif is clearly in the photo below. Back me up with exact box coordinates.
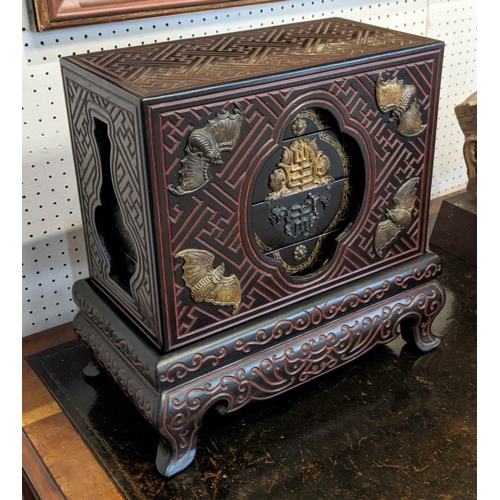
[374,177,420,258]
[376,73,427,137]
[175,249,242,314]
[159,282,444,474]
[162,347,228,384]
[169,104,244,195]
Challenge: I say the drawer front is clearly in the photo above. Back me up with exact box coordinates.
[148,47,443,349]
[251,112,352,275]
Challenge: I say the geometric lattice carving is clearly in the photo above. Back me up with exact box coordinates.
[152,56,437,347]
[69,19,433,98]
[65,76,162,348]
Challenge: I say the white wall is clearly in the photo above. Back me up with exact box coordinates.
[22,0,477,336]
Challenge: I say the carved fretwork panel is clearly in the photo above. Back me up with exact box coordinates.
[64,74,162,348]
[148,51,441,348]
[67,19,434,99]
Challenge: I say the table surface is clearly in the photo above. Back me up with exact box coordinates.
[22,323,124,500]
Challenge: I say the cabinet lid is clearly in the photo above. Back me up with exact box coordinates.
[61,17,441,99]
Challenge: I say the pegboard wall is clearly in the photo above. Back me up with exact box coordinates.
[22,0,477,337]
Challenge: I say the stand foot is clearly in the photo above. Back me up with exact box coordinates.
[400,287,444,352]
[401,320,441,352]
[155,389,232,477]
[82,358,102,377]
[155,434,199,478]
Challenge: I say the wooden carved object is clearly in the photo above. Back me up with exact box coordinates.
[62,17,446,478]
[455,92,477,197]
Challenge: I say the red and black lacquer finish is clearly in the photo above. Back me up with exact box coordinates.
[62,18,446,477]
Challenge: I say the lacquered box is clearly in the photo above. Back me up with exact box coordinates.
[62,17,446,476]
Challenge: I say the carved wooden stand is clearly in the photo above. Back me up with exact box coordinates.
[62,18,446,477]
[72,252,444,476]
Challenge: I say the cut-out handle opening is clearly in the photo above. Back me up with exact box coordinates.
[93,116,137,295]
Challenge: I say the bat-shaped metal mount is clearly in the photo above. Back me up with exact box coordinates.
[169,103,244,196]
[376,73,427,137]
[175,249,242,315]
[374,177,420,258]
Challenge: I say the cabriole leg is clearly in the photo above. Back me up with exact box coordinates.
[400,280,445,352]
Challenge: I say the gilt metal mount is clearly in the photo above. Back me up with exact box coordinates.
[266,137,334,201]
[376,73,426,137]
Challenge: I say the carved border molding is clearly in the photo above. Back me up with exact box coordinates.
[73,292,151,378]
[162,347,228,384]
[234,278,391,354]
[73,313,158,426]
[159,256,443,385]
[395,262,442,289]
[72,255,443,392]
[156,279,445,476]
